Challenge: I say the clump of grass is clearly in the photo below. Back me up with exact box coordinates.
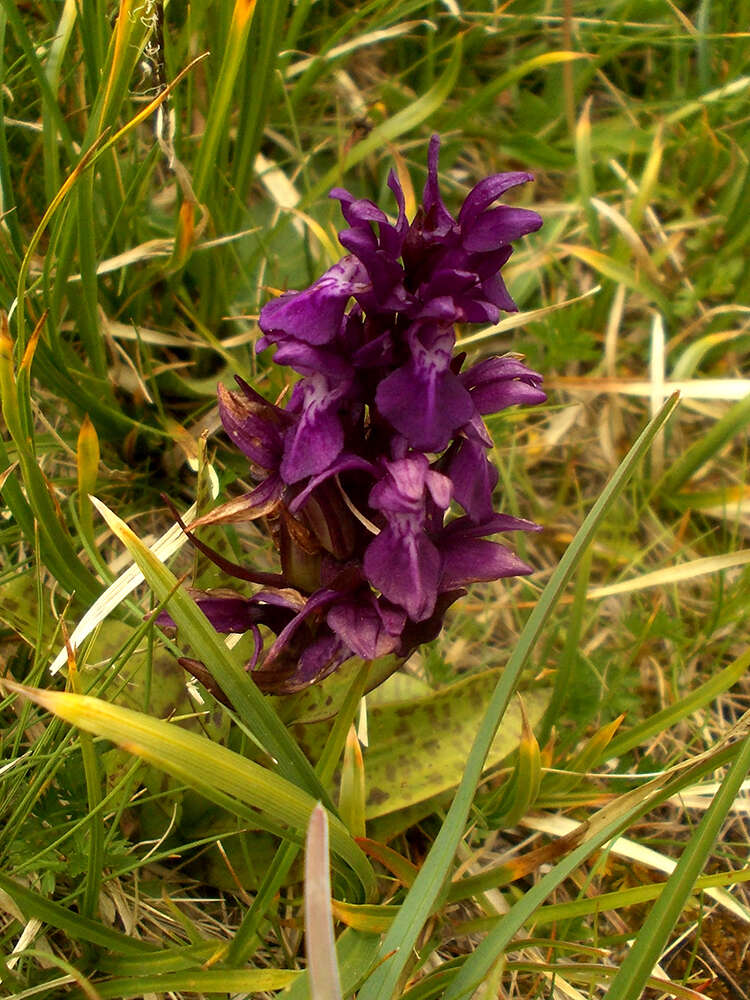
[1,2,749,999]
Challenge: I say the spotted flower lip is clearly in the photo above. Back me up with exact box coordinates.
[168,136,545,694]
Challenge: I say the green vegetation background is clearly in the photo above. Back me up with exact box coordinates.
[0,2,748,998]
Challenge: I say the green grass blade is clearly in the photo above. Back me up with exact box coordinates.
[75,183,108,379]
[442,800,668,999]
[0,0,76,161]
[0,10,23,257]
[558,243,669,312]
[304,35,463,205]
[357,395,680,998]
[538,547,591,746]
[0,320,102,601]
[88,496,336,807]
[527,866,750,928]
[230,0,288,219]
[657,390,750,498]
[3,680,375,900]
[42,0,77,203]
[67,969,299,999]
[0,872,158,956]
[607,647,750,760]
[605,730,750,1000]
[226,662,370,966]
[441,744,736,999]
[447,50,588,126]
[77,710,104,920]
[575,99,600,248]
[192,0,258,204]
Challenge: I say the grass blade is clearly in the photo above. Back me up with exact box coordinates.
[442,736,746,999]
[67,969,299,999]
[0,873,157,956]
[357,394,680,1000]
[305,804,343,1000]
[605,730,750,999]
[192,0,258,204]
[304,36,463,205]
[1,679,375,900]
[89,496,332,806]
[657,390,750,497]
[607,647,750,760]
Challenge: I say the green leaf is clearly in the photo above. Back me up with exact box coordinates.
[607,647,750,760]
[296,674,548,821]
[68,969,299,999]
[558,243,668,311]
[447,50,588,125]
[193,0,259,203]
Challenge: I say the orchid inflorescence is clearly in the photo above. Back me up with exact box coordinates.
[168,137,545,694]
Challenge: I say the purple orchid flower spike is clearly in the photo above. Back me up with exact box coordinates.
[166,136,546,696]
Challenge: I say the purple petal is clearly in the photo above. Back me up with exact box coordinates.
[446,437,498,522]
[259,257,367,345]
[399,589,464,654]
[255,630,352,694]
[368,454,450,517]
[456,297,503,324]
[270,340,354,379]
[413,295,463,323]
[421,267,478,298]
[330,189,388,228]
[438,512,541,541]
[364,526,440,621]
[421,135,456,236]
[471,244,514,280]
[352,328,397,368]
[194,594,261,633]
[158,591,271,635]
[263,588,339,666]
[376,361,474,452]
[288,453,378,513]
[479,272,518,313]
[250,587,306,613]
[425,468,452,509]
[458,172,534,230]
[440,538,534,589]
[217,382,285,472]
[338,229,404,303]
[294,634,352,689]
[461,356,546,414]
[462,206,543,252]
[280,375,349,484]
[375,324,473,451]
[380,170,408,258]
[189,475,284,526]
[327,594,405,660]
[281,415,343,484]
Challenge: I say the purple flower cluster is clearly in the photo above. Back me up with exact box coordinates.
[173,137,545,694]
